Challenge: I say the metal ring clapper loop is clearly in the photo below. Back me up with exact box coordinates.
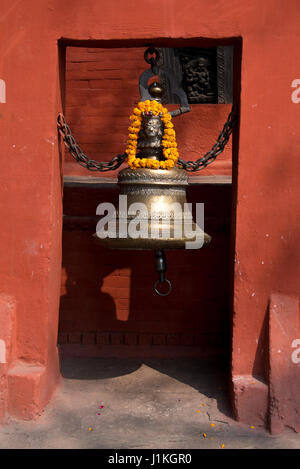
[154,278,172,297]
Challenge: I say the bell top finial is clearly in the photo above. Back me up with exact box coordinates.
[148,82,164,103]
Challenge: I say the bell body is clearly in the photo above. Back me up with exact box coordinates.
[94,166,211,250]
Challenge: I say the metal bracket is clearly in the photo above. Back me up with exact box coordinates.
[139,47,191,117]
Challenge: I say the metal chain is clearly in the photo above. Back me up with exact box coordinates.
[57,106,237,173]
[57,113,127,172]
[177,106,238,172]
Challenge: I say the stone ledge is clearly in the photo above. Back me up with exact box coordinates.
[231,374,268,427]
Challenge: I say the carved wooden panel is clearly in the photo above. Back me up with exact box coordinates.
[158,46,233,105]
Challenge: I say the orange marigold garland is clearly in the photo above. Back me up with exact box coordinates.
[125,100,179,170]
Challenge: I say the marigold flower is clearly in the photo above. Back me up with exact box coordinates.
[126,100,179,170]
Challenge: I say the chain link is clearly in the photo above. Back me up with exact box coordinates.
[57,106,237,173]
[177,106,238,171]
[57,113,127,172]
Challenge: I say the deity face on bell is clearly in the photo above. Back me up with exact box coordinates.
[137,115,164,154]
[143,117,163,138]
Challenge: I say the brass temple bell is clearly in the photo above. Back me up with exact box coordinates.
[94,48,211,296]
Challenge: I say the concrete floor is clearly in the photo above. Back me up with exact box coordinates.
[0,357,299,449]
